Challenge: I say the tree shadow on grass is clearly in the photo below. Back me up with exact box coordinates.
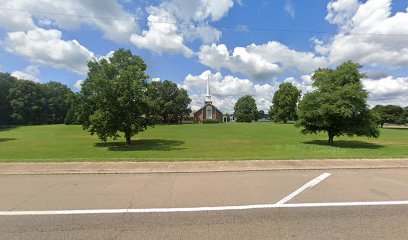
[303,140,384,149]
[0,126,19,132]
[94,139,185,152]
[383,127,408,131]
[0,138,16,143]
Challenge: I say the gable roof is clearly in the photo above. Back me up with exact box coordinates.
[194,103,223,115]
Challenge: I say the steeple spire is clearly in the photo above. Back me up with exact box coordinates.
[205,75,212,104]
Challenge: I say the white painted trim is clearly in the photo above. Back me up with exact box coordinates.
[275,172,331,205]
[1,201,408,216]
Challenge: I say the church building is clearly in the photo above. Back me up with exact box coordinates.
[194,77,223,123]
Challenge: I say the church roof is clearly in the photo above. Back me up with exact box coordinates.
[194,103,223,114]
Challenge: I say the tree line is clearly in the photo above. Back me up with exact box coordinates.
[0,73,75,125]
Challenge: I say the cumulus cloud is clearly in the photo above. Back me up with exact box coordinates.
[284,75,314,94]
[363,76,408,107]
[130,6,193,57]
[130,0,235,55]
[198,42,328,80]
[4,28,95,75]
[320,0,408,68]
[0,0,138,42]
[11,65,40,82]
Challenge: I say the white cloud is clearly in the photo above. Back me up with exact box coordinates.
[164,0,234,22]
[284,0,296,18]
[0,0,138,42]
[4,28,95,75]
[199,42,328,80]
[152,77,161,82]
[11,65,40,82]
[74,80,84,90]
[284,75,314,93]
[321,0,408,68]
[130,0,235,55]
[326,0,360,27]
[363,76,408,107]
[130,6,193,57]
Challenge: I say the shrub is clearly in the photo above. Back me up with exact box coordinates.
[202,119,220,124]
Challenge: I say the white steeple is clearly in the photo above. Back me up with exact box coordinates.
[205,75,212,104]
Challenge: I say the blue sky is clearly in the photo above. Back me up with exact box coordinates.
[0,0,407,112]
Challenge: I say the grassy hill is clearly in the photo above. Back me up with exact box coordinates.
[0,123,407,162]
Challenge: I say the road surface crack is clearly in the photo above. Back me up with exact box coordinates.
[8,182,60,211]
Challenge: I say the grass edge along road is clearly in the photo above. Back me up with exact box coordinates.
[0,123,407,162]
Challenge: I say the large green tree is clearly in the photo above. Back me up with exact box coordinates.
[80,49,155,144]
[296,61,379,145]
[372,105,407,127]
[234,95,258,122]
[269,82,301,123]
[147,80,191,123]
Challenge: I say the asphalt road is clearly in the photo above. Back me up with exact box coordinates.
[1,169,408,239]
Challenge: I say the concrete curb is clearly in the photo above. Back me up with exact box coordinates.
[1,158,408,175]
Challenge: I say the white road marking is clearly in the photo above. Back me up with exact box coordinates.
[275,172,331,205]
[3,171,407,216]
[282,201,408,208]
[1,200,408,216]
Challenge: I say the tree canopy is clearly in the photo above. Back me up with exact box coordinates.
[296,61,379,145]
[0,73,17,125]
[269,82,301,123]
[147,80,191,123]
[79,49,156,144]
[234,95,258,122]
[372,105,407,127]
[0,73,73,125]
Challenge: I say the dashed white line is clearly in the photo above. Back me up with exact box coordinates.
[275,172,331,205]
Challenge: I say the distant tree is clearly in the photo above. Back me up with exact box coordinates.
[147,80,191,123]
[405,107,408,119]
[234,95,258,122]
[0,73,17,125]
[372,105,406,127]
[269,82,301,123]
[64,93,81,125]
[8,80,48,125]
[44,81,73,124]
[258,110,266,120]
[296,61,379,145]
[80,49,156,144]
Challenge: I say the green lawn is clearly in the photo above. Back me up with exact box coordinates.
[0,123,407,162]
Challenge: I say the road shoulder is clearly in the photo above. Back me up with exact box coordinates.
[1,158,408,175]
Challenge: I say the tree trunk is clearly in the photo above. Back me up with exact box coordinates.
[125,131,132,145]
[328,130,334,145]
